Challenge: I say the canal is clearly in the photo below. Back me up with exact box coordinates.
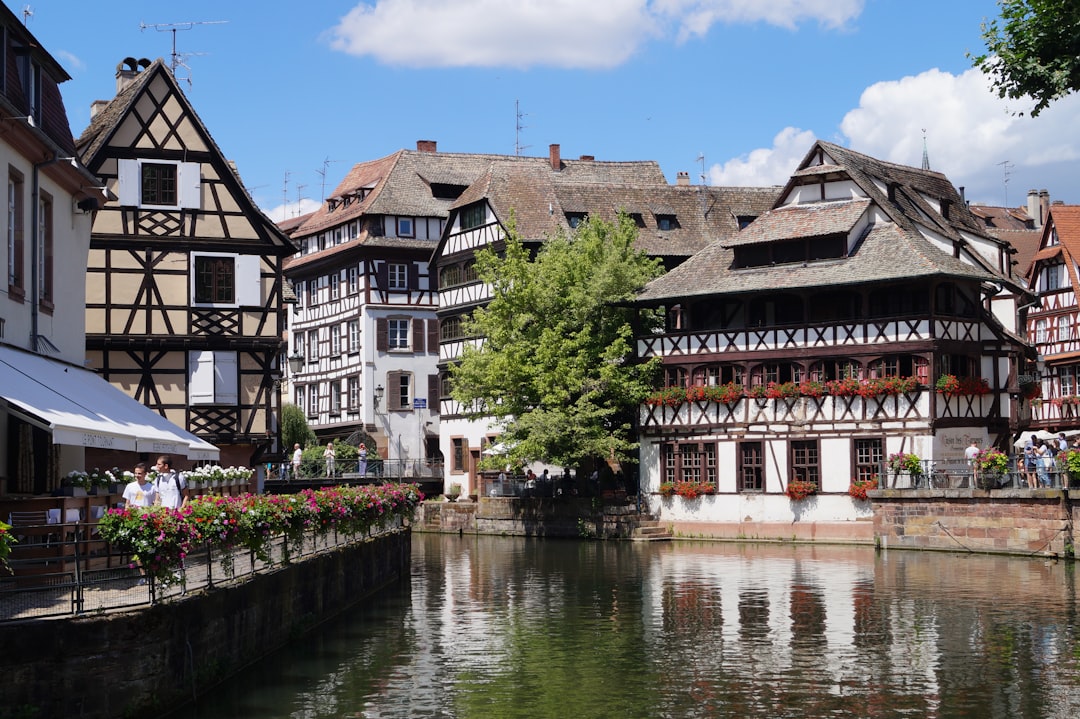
[177,534,1080,719]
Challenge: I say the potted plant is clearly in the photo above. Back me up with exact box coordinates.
[974,448,1009,489]
[848,475,878,501]
[447,482,462,502]
[887,452,922,479]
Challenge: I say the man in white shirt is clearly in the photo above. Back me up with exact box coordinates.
[965,440,981,487]
[153,455,188,510]
[122,462,156,508]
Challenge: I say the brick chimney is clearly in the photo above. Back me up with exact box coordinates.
[1039,189,1050,228]
[676,171,690,186]
[579,155,594,162]
[549,144,561,171]
[416,140,437,153]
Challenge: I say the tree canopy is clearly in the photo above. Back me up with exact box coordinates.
[449,212,664,469]
[971,0,1080,116]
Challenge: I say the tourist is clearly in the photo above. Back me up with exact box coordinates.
[1059,433,1070,455]
[1033,440,1052,488]
[964,440,980,487]
[358,443,368,478]
[291,443,303,480]
[121,462,156,508]
[1024,435,1039,488]
[153,455,188,509]
[323,442,336,478]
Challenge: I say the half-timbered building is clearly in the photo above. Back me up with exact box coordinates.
[283,142,513,471]
[1,16,218,496]
[75,58,294,470]
[632,140,1031,531]
[1025,204,1080,431]
[434,145,779,494]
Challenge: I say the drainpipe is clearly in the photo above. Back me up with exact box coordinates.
[30,152,61,353]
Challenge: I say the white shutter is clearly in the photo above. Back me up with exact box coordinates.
[118,159,140,206]
[178,162,202,209]
[235,254,261,306]
[214,351,238,404]
[189,351,216,405]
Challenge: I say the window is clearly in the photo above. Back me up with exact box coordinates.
[331,324,342,355]
[308,279,319,305]
[308,384,319,417]
[388,263,408,290]
[295,385,305,410]
[452,438,466,473]
[566,212,586,229]
[7,169,23,297]
[1035,319,1048,344]
[855,439,884,483]
[118,159,201,208]
[347,376,360,410]
[1041,263,1064,292]
[188,351,238,405]
[194,256,235,304]
[791,440,820,486]
[348,266,359,294]
[330,380,342,415]
[307,329,320,361]
[1059,366,1077,397]
[388,319,409,349]
[396,217,414,237]
[750,362,802,386]
[692,364,742,386]
[661,442,716,485]
[330,271,340,300]
[388,371,412,410]
[867,354,928,381]
[656,214,679,231]
[37,191,52,307]
[739,442,764,492]
[664,366,688,387]
[441,265,462,288]
[460,203,486,230]
[348,320,360,353]
[1058,315,1072,342]
[808,360,861,382]
[441,316,463,341]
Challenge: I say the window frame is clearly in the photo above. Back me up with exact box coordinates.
[388,318,410,350]
[739,441,764,492]
[791,440,820,487]
[388,263,409,290]
[396,217,414,238]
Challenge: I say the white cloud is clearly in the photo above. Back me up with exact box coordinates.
[265,198,322,224]
[709,68,1080,205]
[327,0,864,69]
[708,127,816,186]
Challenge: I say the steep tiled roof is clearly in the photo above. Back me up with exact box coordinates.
[970,204,1034,230]
[638,141,1007,303]
[990,228,1042,281]
[450,158,779,260]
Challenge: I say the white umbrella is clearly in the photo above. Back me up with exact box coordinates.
[1013,429,1060,448]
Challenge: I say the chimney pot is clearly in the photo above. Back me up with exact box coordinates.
[549,144,561,171]
[416,140,437,153]
[579,155,594,162]
[676,171,690,186]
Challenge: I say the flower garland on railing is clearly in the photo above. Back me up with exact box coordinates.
[935,374,991,397]
[785,478,817,501]
[98,483,424,585]
[848,476,878,501]
[1049,396,1080,407]
[644,376,923,406]
[658,480,716,499]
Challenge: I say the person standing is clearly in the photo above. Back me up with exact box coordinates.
[153,455,189,510]
[1035,440,1052,488]
[291,443,303,480]
[1024,434,1039,488]
[323,442,336,478]
[122,462,157,508]
[358,443,368,478]
[964,440,981,487]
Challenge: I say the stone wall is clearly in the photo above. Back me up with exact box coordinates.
[0,530,410,719]
[416,498,638,538]
[873,488,1074,557]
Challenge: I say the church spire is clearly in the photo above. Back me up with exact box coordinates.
[921,129,930,171]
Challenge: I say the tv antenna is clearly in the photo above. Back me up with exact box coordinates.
[21,5,32,26]
[139,20,227,86]
[316,158,343,201]
[697,153,706,184]
[296,184,307,216]
[515,100,530,156]
[997,160,1013,207]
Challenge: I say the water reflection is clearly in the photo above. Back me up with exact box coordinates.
[180,536,1080,719]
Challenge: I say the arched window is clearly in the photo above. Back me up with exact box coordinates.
[808,360,861,382]
[867,354,929,381]
[665,366,688,387]
[749,362,802,386]
[440,316,463,341]
[691,364,744,386]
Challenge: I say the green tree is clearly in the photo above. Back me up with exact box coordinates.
[281,402,316,452]
[450,212,664,469]
[971,0,1080,116]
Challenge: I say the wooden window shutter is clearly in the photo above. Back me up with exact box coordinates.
[376,318,388,351]
[377,262,389,291]
[408,263,418,290]
[412,318,425,353]
[427,319,439,353]
[188,351,216,405]
[117,159,140,206]
[388,371,402,410]
[428,374,440,414]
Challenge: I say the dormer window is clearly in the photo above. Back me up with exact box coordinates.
[656,214,679,231]
[566,212,587,229]
[629,213,646,228]
[732,234,846,269]
[327,198,339,212]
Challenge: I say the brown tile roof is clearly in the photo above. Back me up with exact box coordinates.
[969,204,1034,230]
[1038,206,1080,289]
[988,228,1042,280]
[638,141,1008,303]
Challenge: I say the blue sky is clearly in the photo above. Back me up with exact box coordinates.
[24,0,1080,221]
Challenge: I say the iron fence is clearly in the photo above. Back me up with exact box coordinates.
[884,456,1074,490]
[267,458,443,482]
[0,517,404,622]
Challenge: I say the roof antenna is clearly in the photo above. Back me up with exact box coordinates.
[21,5,32,26]
[697,153,706,185]
[316,158,342,202]
[997,160,1013,207]
[515,100,530,156]
[139,20,228,86]
[921,129,930,171]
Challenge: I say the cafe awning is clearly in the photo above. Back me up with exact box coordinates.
[0,345,219,460]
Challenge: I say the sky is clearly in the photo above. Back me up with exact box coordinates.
[21,0,1080,222]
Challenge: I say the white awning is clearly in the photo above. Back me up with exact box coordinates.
[0,345,219,460]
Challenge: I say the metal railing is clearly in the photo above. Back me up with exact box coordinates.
[0,517,404,622]
[267,459,444,482]
[885,457,1073,490]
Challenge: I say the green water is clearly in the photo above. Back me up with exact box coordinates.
[177,534,1080,718]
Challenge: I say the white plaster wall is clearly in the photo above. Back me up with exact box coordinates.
[646,492,870,524]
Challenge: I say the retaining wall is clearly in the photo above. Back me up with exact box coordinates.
[0,530,410,719]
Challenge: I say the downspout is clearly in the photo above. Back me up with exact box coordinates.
[30,152,61,353]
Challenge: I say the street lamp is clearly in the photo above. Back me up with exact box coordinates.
[287,351,305,374]
[373,384,384,411]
